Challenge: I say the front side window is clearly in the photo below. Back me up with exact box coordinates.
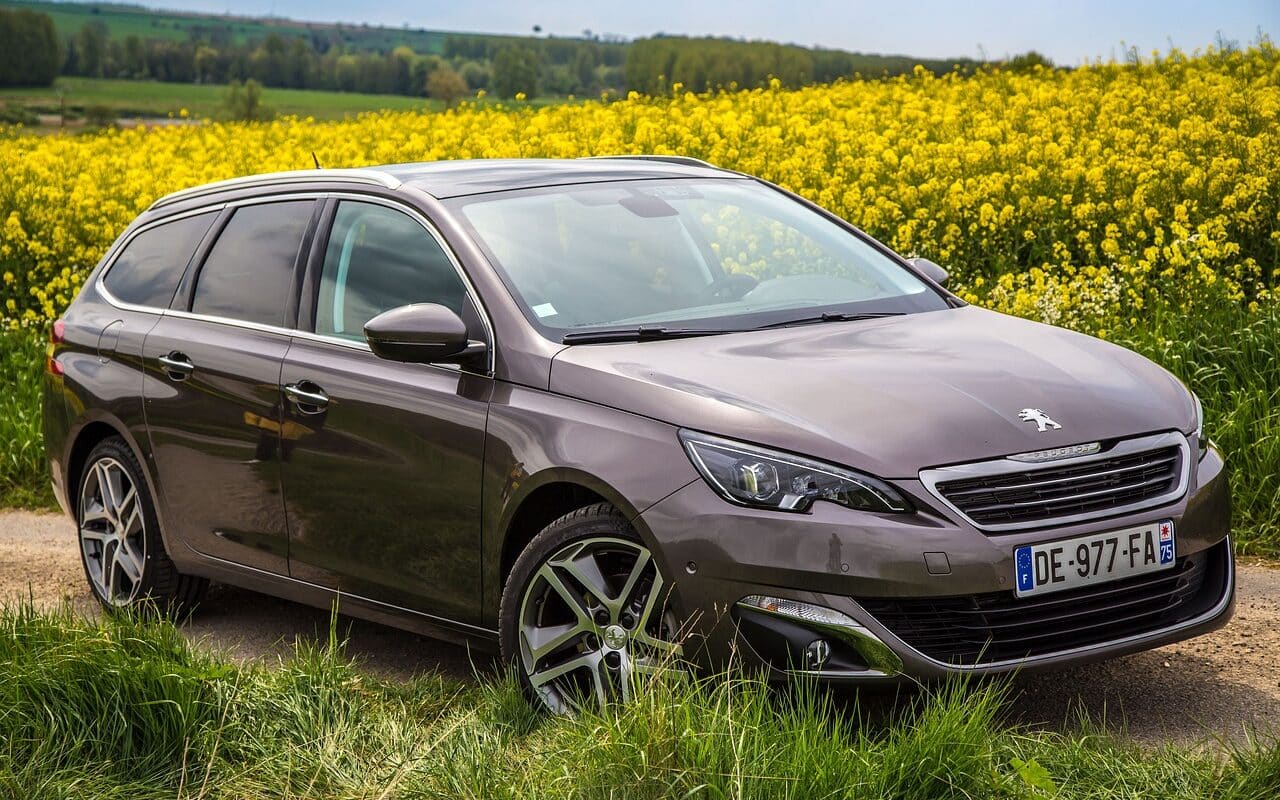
[315,201,467,341]
[449,179,946,337]
[102,211,217,308]
[191,201,314,326]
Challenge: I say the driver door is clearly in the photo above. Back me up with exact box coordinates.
[279,198,492,624]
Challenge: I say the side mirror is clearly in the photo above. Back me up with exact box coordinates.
[363,303,487,365]
[908,257,949,286]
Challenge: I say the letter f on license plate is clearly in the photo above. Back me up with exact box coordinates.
[1014,520,1176,598]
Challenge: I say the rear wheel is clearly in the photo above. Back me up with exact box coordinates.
[499,503,683,714]
[76,437,207,612]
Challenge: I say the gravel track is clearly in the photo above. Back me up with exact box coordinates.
[3,508,1275,745]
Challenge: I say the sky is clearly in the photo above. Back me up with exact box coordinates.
[132,0,1275,64]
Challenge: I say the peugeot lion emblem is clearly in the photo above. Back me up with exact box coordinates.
[1018,408,1062,432]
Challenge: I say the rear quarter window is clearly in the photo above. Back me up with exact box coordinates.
[101,211,218,308]
[191,201,314,327]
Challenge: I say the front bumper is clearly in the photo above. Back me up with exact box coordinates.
[638,442,1234,681]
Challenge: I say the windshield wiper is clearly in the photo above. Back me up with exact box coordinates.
[757,311,906,329]
[561,326,737,344]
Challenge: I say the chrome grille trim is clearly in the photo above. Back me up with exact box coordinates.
[919,431,1191,532]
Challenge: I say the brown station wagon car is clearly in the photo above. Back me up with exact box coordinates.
[44,157,1234,712]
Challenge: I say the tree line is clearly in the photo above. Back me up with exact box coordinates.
[1,8,1002,100]
[625,36,983,94]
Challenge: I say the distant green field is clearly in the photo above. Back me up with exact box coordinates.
[3,0,460,53]
[0,76,441,120]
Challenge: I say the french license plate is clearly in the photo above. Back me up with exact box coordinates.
[1014,520,1175,598]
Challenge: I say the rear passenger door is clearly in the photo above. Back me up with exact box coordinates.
[279,198,492,624]
[142,199,319,574]
[57,210,219,511]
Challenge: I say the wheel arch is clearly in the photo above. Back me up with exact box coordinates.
[62,413,166,533]
[493,468,662,601]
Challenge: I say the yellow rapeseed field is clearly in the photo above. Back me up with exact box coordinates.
[1,45,1277,332]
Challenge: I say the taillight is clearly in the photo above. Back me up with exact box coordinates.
[46,318,65,376]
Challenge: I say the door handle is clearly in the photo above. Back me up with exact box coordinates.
[158,352,194,381]
[285,382,329,414]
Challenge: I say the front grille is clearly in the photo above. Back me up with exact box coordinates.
[934,444,1184,528]
[856,543,1226,666]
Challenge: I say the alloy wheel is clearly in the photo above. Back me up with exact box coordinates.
[79,457,147,606]
[517,536,681,714]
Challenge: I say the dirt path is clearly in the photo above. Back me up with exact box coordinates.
[3,509,1276,745]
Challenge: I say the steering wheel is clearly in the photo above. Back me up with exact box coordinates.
[700,272,759,303]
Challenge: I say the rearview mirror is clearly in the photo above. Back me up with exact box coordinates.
[907,257,949,286]
[363,304,487,365]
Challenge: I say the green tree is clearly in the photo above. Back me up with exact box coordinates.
[1004,51,1055,72]
[426,66,468,106]
[220,78,274,121]
[459,60,489,90]
[572,47,597,92]
[492,46,540,98]
[0,9,61,87]
[76,21,108,78]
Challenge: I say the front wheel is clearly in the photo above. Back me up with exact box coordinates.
[76,437,207,612]
[499,504,683,714]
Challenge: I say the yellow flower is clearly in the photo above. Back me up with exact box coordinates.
[1,45,1276,333]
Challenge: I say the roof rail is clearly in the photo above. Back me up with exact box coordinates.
[148,168,403,210]
[580,154,720,170]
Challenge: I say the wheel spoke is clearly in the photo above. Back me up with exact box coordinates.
[522,619,590,661]
[95,463,119,524]
[552,552,613,612]
[536,564,592,623]
[81,503,112,527]
[618,657,634,703]
[116,538,144,585]
[79,527,111,545]
[119,503,143,539]
[528,651,598,689]
[113,484,138,528]
[631,573,683,657]
[614,551,652,612]
[104,541,121,600]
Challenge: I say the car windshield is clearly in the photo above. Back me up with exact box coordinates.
[448,178,948,338]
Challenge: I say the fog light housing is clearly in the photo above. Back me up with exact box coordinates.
[804,638,831,669]
[735,595,902,676]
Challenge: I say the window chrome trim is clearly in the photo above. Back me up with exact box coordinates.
[97,190,497,376]
[148,168,402,210]
[94,202,228,314]
[918,431,1192,533]
[307,192,496,376]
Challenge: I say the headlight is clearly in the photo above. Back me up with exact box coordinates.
[679,430,910,514]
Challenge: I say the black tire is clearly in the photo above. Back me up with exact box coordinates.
[75,436,208,613]
[499,503,680,712]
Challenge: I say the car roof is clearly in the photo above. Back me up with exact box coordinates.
[148,156,744,211]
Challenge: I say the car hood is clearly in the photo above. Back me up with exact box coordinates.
[548,306,1196,478]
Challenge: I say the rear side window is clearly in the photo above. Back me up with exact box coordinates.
[315,201,467,340]
[191,201,314,326]
[102,212,217,308]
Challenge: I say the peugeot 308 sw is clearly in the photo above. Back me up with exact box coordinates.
[44,157,1233,712]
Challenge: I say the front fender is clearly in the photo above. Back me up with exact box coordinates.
[480,382,699,624]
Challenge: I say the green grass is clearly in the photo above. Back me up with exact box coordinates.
[0,328,52,509]
[1111,306,1280,554]
[0,602,1276,798]
[0,76,442,121]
